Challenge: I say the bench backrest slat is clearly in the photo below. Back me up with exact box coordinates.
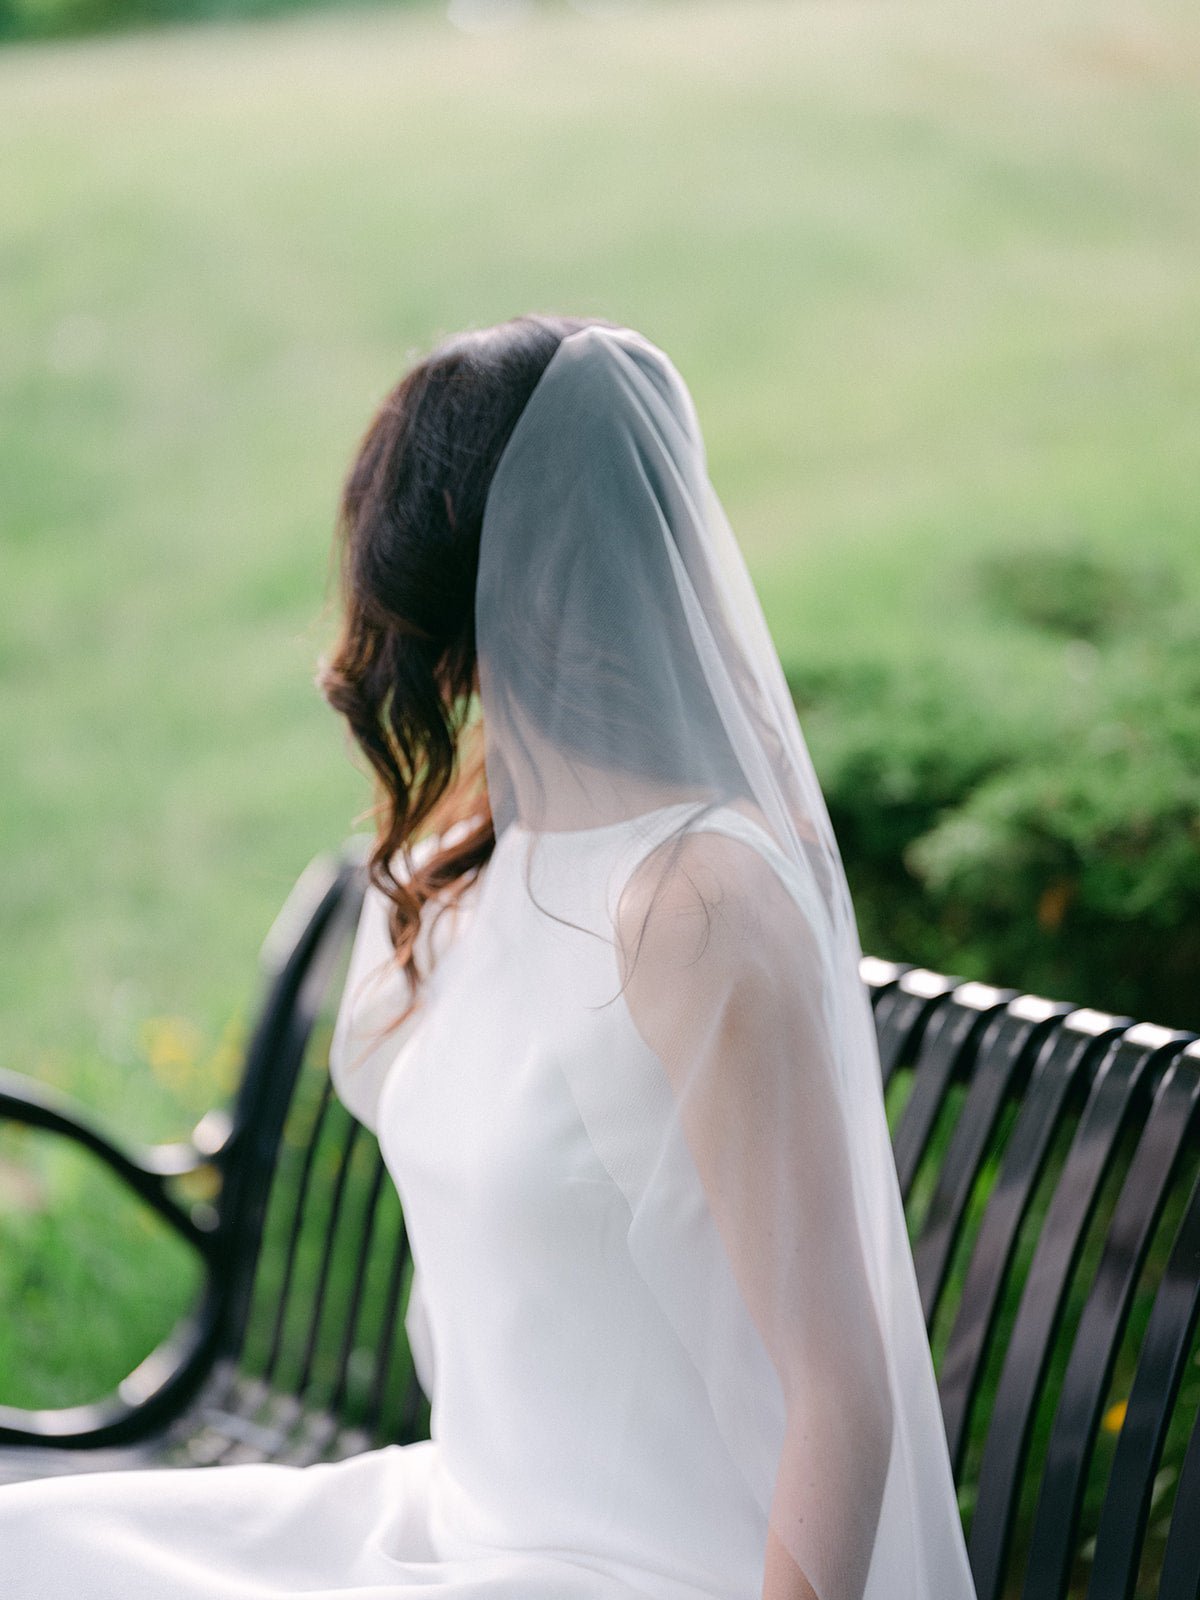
[260,1074,337,1389]
[1159,1292,1200,1600]
[1089,1044,1200,1600]
[967,1028,1173,1600]
[1022,1043,1200,1600]
[219,860,366,1357]
[328,1150,392,1421]
[872,969,957,1086]
[295,1114,365,1400]
[912,1005,1069,1329]
[893,991,1015,1202]
[936,1021,1118,1475]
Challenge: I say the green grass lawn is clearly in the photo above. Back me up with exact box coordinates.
[2,0,1198,1414]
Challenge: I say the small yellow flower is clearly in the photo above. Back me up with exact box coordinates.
[204,1014,246,1095]
[140,1016,203,1087]
[1103,1399,1128,1433]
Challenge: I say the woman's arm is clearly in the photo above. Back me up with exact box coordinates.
[618,829,893,1600]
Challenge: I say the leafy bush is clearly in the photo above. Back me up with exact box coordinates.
[789,587,1200,1033]
[974,543,1179,641]
[1,0,127,37]
[0,0,420,40]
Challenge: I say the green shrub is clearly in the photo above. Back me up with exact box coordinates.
[974,543,1179,642]
[0,0,137,36]
[790,618,1200,1034]
[0,0,422,40]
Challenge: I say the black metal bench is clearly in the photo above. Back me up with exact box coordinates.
[2,844,1199,1600]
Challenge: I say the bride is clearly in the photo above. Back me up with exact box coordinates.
[0,317,977,1600]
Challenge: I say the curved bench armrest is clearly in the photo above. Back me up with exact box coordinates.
[0,1291,223,1450]
[0,1072,229,1449]
[0,1067,227,1254]
[0,841,369,1456]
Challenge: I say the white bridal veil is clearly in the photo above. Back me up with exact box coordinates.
[471,324,979,1600]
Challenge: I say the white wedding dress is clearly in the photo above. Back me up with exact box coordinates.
[0,801,806,1600]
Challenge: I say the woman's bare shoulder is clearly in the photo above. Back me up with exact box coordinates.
[616,810,821,984]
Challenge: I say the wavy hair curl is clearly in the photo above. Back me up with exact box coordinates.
[319,312,617,1019]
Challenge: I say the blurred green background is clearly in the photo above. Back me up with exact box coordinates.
[2,0,1198,1440]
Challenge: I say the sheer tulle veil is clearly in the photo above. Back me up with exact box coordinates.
[473,323,979,1600]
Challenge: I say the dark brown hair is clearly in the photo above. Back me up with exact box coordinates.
[320,312,618,1019]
